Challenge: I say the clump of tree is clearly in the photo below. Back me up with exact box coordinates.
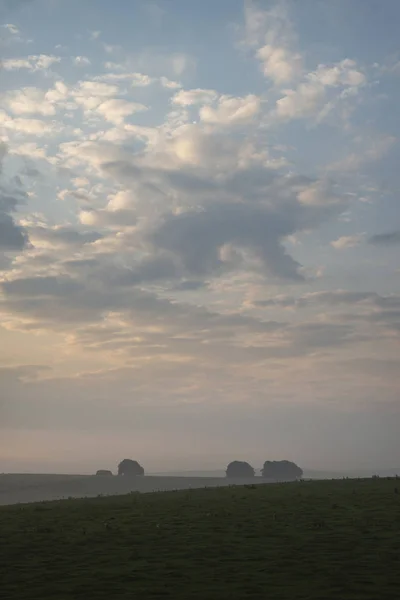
[95,469,113,476]
[226,461,255,478]
[117,459,145,476]
[261,460,303,481]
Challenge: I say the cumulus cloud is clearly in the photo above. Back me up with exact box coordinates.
[199,94,261,126]
[28,225,103,249]
[275,59,365,122]
[151,203,305,281]
[0,110,58,135]
[73,56,91,66]
[2,86,57,116]
[257,44,302,84]
[95,98,147,124]
[331,235,363,249]
[1,54,61,71]
[172,88,217,106]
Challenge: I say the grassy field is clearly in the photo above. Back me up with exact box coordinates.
[0,473,264,505]
[1,478,399,599]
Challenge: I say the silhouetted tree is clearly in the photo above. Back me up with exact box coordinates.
[261,460,303,481]
[95,469,113,476]
[226,461,255,478]
[117,459,144,476]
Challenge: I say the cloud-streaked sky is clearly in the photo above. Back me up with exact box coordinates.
[1,0,399,474]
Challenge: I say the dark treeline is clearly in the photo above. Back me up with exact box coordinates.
[96,459,303,482]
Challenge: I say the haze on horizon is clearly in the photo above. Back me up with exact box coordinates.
[1,0,399,476]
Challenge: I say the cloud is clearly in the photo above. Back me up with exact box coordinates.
[72,80,120,110]
[151,203,305,281]
[160,77,181,89]
[199,95,261,126]
[0,211,28,251]
[244,0,302,86]
[368,231,400,246]
[2,86,56,116]
[28,225,103,249]
[257,45,302,84]
[328,135,396,173]
[252,290,400,310]
[0,143,29,253]
[1,275,83,297]
[95,98,147,125]
[131,73,154,87]
[331,235,363,250]
[1,54,61,71]
[73,56,91,66]
[0,110,58,135]
[3,23,20,34]
[172,89,217,106]
[275,59,365,122]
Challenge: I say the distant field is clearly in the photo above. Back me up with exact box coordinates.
[1,478,399,599]
[0,473,265,506]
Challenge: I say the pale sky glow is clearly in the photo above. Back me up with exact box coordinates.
[1,0,399,474]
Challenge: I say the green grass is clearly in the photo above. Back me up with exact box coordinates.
[1,478,399,599]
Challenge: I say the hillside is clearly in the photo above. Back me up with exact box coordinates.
[0,473,264,506]
[1,478,399,599]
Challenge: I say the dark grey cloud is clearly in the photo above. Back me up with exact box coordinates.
[0,212,27,250]
[1,275,83,297]
[107,254,179,286]
[0,144,29,253]
[172,280,205,291]
[368,231,400,246]
[254,290,400,309]
[73,138,348,283]
[289,322,359,349]
[152,203,304,281]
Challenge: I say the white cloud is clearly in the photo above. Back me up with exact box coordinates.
[257,45,302,84]
[72,177,90,187]
[172,89,218,106]
[0,111,58,135]
[72,81,120,110]
[45,81,69,103]
[310,60,365,87]
[3,24,20,35]
[3,87,56,116]
[275,59,366,122]
[199,94,261,126]
[1,54,61,72]
[96,98,148,124]
[160,77,181,89]
[73,56,91,66]
[9,142,48,159]
[131,73,154,87]
[297,181,344,208]
[331,235,363,249]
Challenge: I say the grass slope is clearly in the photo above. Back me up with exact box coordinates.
[1,478,399,599]
[0,473,264,505]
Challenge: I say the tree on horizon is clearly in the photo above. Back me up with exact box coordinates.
[226,461,255,478]
[117,459,144,476]
[261,460,303,481]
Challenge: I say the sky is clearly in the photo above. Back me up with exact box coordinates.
[1,0,399,474]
